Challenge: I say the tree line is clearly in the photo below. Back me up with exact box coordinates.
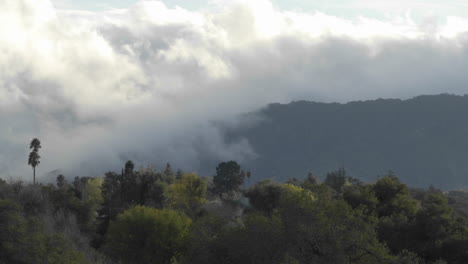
[1,158,468,263]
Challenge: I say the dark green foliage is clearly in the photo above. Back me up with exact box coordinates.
[194,183,391,264]
[245,180,282,214]
[438,238,468,263]
[46,178,97,234]
[184,213,229,263]
[373,174,417,218]
[95,164,175,247]
[95,172,124,245]
[213,161,246,195]
[0,195,90,264]
[277,186,390,264]
[343,184,378,213]
[391,250,424,264]
[324,167,349,193]
[408,192,459,261]
[446,190,468,218]
[194,213,285,264]
[0,199,27,262]
[369,175,418,255]
[1,158,468,263]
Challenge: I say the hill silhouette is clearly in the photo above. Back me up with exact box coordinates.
[225,94,468,189]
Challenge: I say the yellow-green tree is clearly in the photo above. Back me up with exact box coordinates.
[169,173,207,214]
[85,177,103,205]
[106,206,192,264]
[279,183,316,209]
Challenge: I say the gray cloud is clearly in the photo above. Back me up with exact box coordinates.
[2,0,468,181]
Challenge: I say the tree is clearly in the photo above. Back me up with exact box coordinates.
[278,197,391,264]
[410,193,455,261]
[0,199,27,262]
[28,138,41,184]
[372,174,417,218]
[195,213,285,264]
[163,163,175,184]
[176,169,183,180]
[124,160,134,175]
[56,175,67,188]
[213,161,246,195]
[169,173,207,215]
[245,180,283,214]
[105,206,192,264]
[372,174,418,255]
[343,184,378,214]
[324,167,349,193]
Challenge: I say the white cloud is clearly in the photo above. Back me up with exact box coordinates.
[1,0,468,181]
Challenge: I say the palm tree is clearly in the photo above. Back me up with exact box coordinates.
[28,138,41,184]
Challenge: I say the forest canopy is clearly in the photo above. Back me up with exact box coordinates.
[0,160,467,263]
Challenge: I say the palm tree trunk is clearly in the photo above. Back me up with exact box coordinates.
[33,167,35,185]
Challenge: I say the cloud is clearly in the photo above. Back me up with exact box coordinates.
[1,0,468,181]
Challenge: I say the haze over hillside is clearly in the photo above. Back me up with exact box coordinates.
[5,0,468,184]
[225,94,468,189]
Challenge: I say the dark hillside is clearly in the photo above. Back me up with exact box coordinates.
[226,94,468,188]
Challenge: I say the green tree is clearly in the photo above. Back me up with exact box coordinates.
[0,199,87,264]
[56,174,67,188]
[124,160,134,175]
[164,163,175,184]
[169,173,207,214]
[343,184,378,214]
[372,174,418,255]
[279,183,316,210]
[95,172,124,247]
[280,198,390,264]
[184,213,228,263]
[84,177,103,205]
[176,169,184,180]
[28,138,41,184]
[245,180,283,215]
[213,161,246,195]
[324,168,349,193]
[373,174,417,218]
[0,199,27,262]
[106,206,192,264]
[196,213,285,264]
[410,192,456,261]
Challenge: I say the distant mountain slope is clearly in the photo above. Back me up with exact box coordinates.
[226,94,468,189]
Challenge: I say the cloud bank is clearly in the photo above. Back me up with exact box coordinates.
[2,0,468,180]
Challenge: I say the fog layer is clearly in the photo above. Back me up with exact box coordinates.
[2,0,468,180]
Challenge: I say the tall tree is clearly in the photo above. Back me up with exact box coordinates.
[163,163,175,184]
[124,160,134,175]
[28,138,41,185]
[213,161,246,195]
[164,163,173,177]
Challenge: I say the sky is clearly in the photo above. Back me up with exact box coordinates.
[52,0,468,20]
[2,0,468,181]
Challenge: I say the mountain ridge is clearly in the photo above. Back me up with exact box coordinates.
[224,93,468,189]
